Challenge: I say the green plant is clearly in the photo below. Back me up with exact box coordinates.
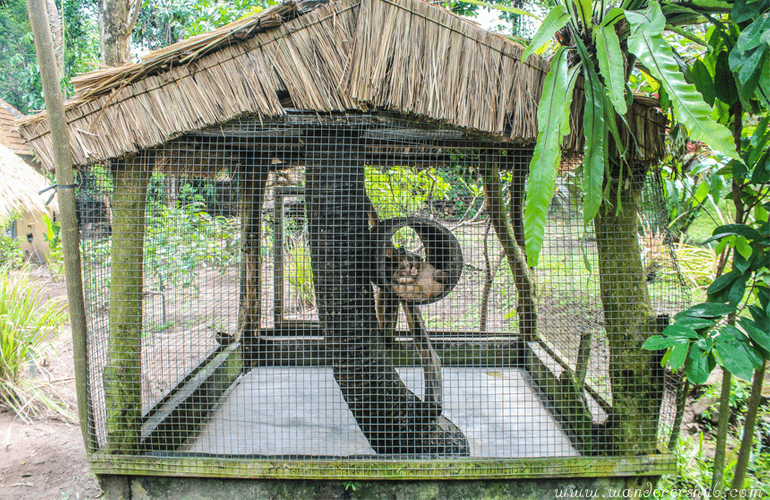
[0,214,24,268]
[0,264,70,422]
[661,130,729,242]
[42,213,64,275]
[0,234,23,268]
[521,0,739,267]
[365,166,451,219]
[287,233,315,309]
[143,186,239,322]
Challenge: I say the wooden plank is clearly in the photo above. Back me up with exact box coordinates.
[88,452,677,479]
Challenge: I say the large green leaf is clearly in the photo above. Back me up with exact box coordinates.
[642,335,677,350]
[674,302,736,320]
[668,342,690,369]
[626,2,740,160]
[715,50,740,106]
[732,0,761,23]
[625,1,665,38]
[715,333,756,380]
[575,0,594,35]
[575,37,607,225]
[595,24,627,115]
[739,317,770,352]
[691,59,716,106]
[522,6,570,62]
[730,14,770,101]
[524,47,580,266]
[686,345,713,384]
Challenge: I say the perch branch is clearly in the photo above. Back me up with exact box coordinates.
[481,160,538,341]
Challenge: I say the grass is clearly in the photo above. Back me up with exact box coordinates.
[0,265,71,422]
[287,234,316,309]
[685,196,734,245]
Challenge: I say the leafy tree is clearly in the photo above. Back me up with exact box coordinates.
[514,0,742,463]
[447,0,554,38]
[1,0,39,110]
[0,0,98,113]
[133,0,269,51]
[642,2,770,492]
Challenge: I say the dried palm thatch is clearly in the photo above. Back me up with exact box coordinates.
[0,143,57,220]
[17,0,666,172]
[0,98,29,156]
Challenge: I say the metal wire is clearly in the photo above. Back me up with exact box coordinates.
[76,112,684,476]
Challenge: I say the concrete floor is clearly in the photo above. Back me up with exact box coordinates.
[186,367,578,458]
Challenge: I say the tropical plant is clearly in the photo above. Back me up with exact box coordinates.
[661,131,729,242]
[514,0,744,463]
[521,0,739,266]
[286,232,315,310]
[0,234,23,268]
[0,264,70,422]
[641,2,770,491]
[365,166,452,219]
[42,213,64,275]
[0,214,24,268]
[0,0,99,113]
[133,0,269,50]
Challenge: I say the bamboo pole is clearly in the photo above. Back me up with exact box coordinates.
[25,0,93,452]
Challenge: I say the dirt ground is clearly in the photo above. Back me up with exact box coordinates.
[0,271,103,500]
[0,262,766,500]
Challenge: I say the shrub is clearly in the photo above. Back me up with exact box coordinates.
[0,234,23,268]
[287,233,315,309]
[0,264,70,421]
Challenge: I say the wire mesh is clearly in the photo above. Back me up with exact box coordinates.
[77,112,685,476]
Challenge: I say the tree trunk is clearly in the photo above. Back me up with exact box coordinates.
[98,0,134,66]
[482,161,538,340]
[103,153,152,453]
[305,149,468,455]
[26,0,93,452]
[595,167,665,455]
[238,158,269,367]
[44,0,63,74]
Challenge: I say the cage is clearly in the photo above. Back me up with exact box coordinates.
[18,0,682,482]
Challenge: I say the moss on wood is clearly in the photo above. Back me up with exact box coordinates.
[595,170,665,455]
[104,154,152,453]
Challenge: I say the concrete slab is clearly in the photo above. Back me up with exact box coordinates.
[186,367,578,458]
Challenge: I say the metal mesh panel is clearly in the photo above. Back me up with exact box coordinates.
[77,112,683,477]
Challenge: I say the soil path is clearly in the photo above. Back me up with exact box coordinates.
[0,271,102,499]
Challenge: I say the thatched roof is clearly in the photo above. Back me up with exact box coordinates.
[0,98,30,156]
[0,143,57,220]
[17,0,665,171]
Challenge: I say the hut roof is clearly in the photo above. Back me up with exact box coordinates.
[0,143,57,220]
[0,98,30,156]
[17,0,665,171]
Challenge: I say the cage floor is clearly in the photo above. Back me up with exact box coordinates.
[185,367,578,458]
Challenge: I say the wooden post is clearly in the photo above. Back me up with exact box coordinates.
[25,0,93,452]
[237,156,269,367]
[103,153,152,453]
